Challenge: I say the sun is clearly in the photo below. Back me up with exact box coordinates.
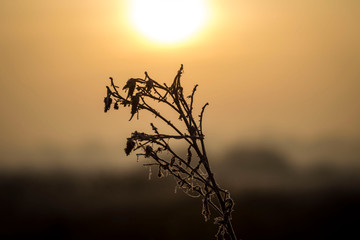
[129,0,209,44]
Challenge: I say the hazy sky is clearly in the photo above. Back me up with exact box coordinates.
[1,0,359,170]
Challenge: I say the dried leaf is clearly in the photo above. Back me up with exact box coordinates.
[104,88,112,112]
[145,79,153,92]
[145,145,152,158]
[129,94,140,121]
[124,138,135,156]
[114,101,119,110]
[123,78,137,99]
[187,146,192,165]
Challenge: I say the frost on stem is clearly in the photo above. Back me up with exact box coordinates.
[104,65,238,240]
[148,166,152,180]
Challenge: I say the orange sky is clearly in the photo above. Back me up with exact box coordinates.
[1,0,359,171]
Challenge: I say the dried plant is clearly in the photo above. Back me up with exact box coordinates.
[104,65,237,240]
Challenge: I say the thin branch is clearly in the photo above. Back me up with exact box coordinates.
[189,84,198,116]
[199,102,209,135]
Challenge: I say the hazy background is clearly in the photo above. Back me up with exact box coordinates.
[0,0,359,239]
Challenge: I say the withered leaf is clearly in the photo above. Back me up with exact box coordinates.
[129,94,140,121]
[145,79,153,92]
[104,88,112,113]
[187,147,192,165]
[124,138,135,156]
[123,78,137,99]
[114,101,119,110]
[145,145,152,158]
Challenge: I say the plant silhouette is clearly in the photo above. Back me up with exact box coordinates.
[104,65,237,240]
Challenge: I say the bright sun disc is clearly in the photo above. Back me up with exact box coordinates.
[129,0,209,44]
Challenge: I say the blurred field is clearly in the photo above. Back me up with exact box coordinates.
[1,145,359,240]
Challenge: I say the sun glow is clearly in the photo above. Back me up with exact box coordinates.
[129,0,209,44]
